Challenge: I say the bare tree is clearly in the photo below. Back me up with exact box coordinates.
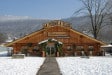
[74,0,112,39]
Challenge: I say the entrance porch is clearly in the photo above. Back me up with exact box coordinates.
[39,39,62,57]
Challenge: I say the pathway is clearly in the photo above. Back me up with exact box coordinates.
[37,57,61,75]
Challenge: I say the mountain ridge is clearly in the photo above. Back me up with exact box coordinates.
[0,15,112,43]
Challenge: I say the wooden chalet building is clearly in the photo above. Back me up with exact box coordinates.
[6,20,105,57]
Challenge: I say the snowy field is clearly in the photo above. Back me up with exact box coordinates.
[0,57,45,75]
[1,50,112,75]
[57,57,112,75]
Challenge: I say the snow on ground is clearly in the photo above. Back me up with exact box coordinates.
[0,57,45,75]
[57,57,112,75]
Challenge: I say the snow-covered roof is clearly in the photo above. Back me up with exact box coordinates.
[38,39,63,44]
[101,44,112,48]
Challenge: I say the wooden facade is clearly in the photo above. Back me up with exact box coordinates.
[6,20,105,57]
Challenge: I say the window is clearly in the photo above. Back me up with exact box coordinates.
[76,46,84,51]
[88,46,94,51]
[67,45,72,51]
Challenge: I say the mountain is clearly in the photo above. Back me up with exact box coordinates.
[62,16,91,32]
[0,15,50,39]
[0,15,112,43]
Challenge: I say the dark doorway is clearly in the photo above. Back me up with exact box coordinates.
[46,46,56,57]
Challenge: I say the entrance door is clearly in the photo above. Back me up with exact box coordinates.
[46,46,56,57]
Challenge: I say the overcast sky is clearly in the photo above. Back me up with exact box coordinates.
[0,0,82,19]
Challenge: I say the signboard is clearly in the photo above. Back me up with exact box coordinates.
[48,32,68,37]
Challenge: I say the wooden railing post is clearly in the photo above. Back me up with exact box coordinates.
[57,52,59,57]
[42,51,45,57]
